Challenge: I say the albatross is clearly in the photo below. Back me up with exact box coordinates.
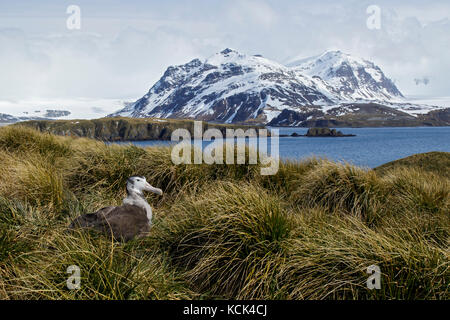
[68,176,163,242]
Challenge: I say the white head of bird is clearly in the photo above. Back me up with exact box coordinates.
[124,176,163,224]
[126,176,163,197]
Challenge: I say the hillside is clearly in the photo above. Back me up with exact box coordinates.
[375,151,450,178]
[0,126,448,300]
[16,117,265,141]
[269,103,450,127]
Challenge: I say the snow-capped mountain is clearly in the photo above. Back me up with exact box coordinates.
[287,50,404,101]
[111,48,338,123]
[110,49,447,126]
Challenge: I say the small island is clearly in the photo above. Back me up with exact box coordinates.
[305,127,355,137]
[279,127,355,137]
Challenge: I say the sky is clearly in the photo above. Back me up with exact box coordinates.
[0,0,449,102]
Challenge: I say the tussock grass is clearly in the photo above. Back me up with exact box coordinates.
[0,126,448,300]
[279,209,448,299]
[0,125,71,160]
[291,161,386,224]
[153,182,290,299]
[4,229,194,300]
[383,168,449,216]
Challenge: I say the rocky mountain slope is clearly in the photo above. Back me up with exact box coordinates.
[110,49,448,126]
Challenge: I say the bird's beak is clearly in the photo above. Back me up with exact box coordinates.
[145,182,163,195]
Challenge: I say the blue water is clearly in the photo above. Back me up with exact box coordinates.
[115,127,450,168]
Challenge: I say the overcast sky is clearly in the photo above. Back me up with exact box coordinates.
[0,0,449,101]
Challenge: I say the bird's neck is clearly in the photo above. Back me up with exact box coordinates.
[123,190,153,224]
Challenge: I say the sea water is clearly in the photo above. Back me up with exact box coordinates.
[114,126,450,168]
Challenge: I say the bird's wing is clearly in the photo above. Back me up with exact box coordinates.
[94,205,150,241]
[69,206,116,228]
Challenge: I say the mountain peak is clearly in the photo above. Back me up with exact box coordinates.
[206,48,245,66]
[322,49,344,55]
[320,50,353,60]
[220,48,237,55]
[287,50,361,68]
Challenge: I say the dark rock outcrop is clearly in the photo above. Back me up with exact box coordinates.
[305,127,355,137]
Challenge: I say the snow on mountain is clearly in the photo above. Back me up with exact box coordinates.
[287,50,404,101]
[111,48,337,123]
[110,48,446,125]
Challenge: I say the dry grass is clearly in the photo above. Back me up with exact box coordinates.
[0,125,448,300]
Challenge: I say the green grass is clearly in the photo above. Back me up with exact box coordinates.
[0,125,448,300]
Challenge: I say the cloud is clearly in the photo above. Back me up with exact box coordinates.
[0,27,205,100]
[226,0,279,27]
[0,0,449,101]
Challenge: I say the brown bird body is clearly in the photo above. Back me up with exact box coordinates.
[68,176,162,242]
